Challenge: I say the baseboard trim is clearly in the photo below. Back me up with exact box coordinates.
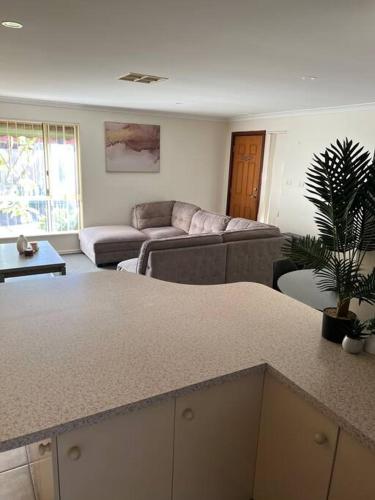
[59,249,82,255]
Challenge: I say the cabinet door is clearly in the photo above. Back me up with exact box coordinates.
[173,371,263,500]
[57,399,174,500]
[254,374,338,500]
[329,430,375,500]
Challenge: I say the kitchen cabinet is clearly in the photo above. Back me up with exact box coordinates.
[173,371,263,500]
[57,399,174,500]
[54,370,375,500]
[328,429,375,500]
[253,374,339,500]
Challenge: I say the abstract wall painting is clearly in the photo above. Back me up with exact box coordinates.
[105,122,160,172]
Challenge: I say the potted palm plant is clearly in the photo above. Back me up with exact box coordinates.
[284,139,375,343]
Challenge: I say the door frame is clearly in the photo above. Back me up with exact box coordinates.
[226,130,266,218]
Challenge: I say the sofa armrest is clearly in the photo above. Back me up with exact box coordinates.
[132,200,175,229]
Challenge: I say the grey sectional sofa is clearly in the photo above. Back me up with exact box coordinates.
[79,200,284,286]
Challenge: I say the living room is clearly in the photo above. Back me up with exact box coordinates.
[1,1,375,500]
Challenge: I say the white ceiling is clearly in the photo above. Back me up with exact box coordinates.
[1,0,375,118]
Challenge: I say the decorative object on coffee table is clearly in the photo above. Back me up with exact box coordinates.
[23,245,34,257]
[16,234,28,254]
[105,122,160,173]
[0,240,66,282]
[283,139,375,343]
[30,241,39,252]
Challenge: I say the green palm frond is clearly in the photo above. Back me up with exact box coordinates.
[315,257,359,298]
[352,269,375,305]
[351,207,375,251]
[283,235,332,270]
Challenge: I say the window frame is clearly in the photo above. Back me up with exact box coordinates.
[0,118,83,238]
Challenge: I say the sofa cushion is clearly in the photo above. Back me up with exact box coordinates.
[141,226,186,239]
[132,201,175,230]
[79,225,147,264]
[117,258,138,273]
[222,227,280,242]
[80,225,147,246]
[189,210,231,235]
[137,233,223,275]
[226,217,271,231]
[172,201,200,232]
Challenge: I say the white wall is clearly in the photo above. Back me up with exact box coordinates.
[227,106,375,235]
[0,100,228,251]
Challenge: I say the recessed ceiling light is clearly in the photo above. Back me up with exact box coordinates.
[301,75,318,81]
[1,21,23,29]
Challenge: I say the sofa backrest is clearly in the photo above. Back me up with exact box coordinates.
[137,233,223,275]
[132,201,175,230]
[226,217,274,231]
[172,201,200,233]
[189,209,231,235]
[135,230,283,286]
[225,236,284,286]
[145,244,227,285]
[222,226,280,242]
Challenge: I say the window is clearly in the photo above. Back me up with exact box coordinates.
[0,120,81,237]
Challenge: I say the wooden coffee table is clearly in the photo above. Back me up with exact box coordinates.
[0,240,66,283]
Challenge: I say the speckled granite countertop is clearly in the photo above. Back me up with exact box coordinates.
[1,272,375,452]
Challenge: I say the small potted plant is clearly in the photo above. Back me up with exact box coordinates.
[284,139,375,343]
[364,318,375,354]
[342,319,370,354]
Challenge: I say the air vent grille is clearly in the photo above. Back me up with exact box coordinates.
[119,73,168,84]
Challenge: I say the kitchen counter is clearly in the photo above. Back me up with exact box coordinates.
[1,271,375,452]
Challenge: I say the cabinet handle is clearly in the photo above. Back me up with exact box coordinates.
[313,433,327,445]
[67,446,81,461]
[38,442,51,456]
[182,408,194,421]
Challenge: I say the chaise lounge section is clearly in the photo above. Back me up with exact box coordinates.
[79,201,200,266]
[79,200,284,285]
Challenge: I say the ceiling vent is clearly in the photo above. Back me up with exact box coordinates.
[119,73,168,84]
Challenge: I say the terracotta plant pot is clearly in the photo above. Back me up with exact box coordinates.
[322,308,357,344]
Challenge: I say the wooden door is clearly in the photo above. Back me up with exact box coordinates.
[57,399,174,500]
[173,371,263,500]
[227,132,265,220]
[254,374,339,500]
[328,430,375,500]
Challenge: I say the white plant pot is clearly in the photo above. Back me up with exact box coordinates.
[365,335,375,355]
[342,336,363,354]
